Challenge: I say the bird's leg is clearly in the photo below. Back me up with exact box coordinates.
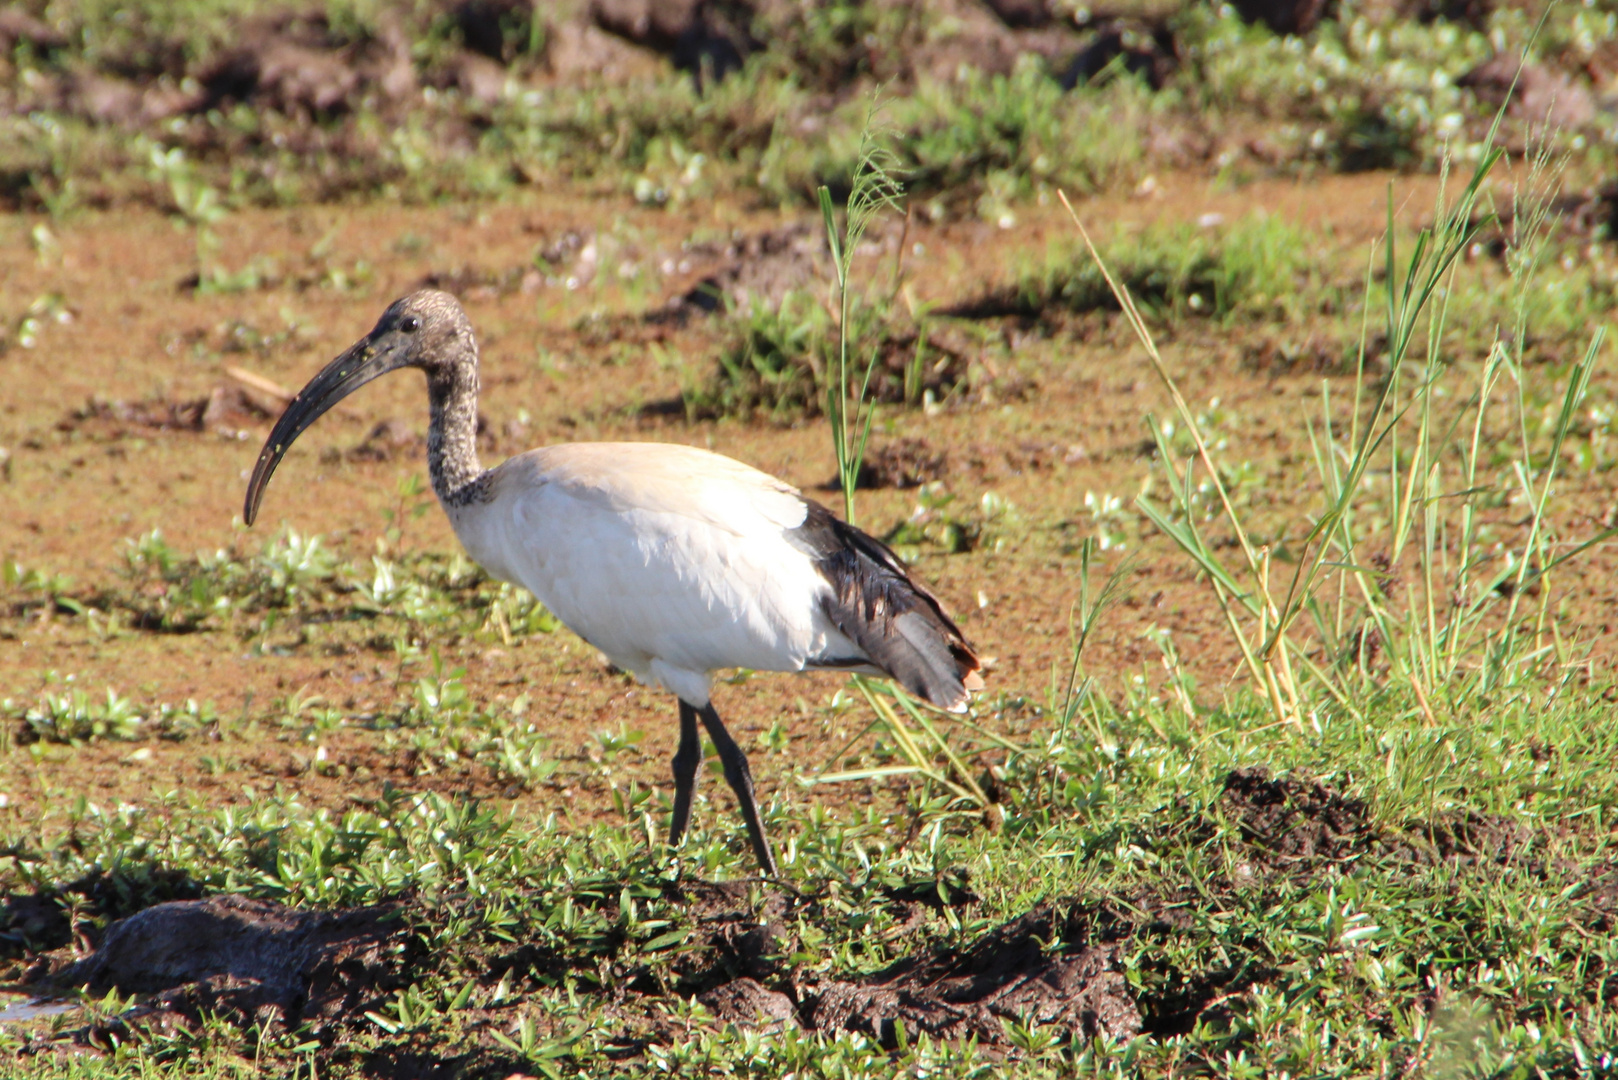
[698,703,779,877]
[668,700,702,852]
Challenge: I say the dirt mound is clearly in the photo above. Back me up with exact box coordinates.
[698,976,798,1031]
[39,895,406,1035]
[1229,0,1334,36]
[1179,768,1551,881]
[199,12,415,116]
[1058,18,1179,91]
[1387,808,1543,870]
[590,0,756,83]
[670,223,828,315]
[854,436,950,489]
[1219,766,1374,867]
[1459,53,1597,132]
[666,879,795,988]
[794,900,1140,1044]
[62,385,278,439]
[687,890,1140,1043]
[2,867,204,962]
[1578,868,1618,932]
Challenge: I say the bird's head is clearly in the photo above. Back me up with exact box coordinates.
[243,290,474,525]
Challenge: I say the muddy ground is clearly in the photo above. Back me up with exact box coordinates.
[10,763,1594,1063]
[2,168,1615,826]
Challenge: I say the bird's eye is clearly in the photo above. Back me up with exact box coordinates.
[400,316,420,334]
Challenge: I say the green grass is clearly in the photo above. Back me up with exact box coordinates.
[680,290,993,422]
[4,680,1618,1076]
[3,526,554,648]
[1006,214,1328,324]
[2,2,1611,216]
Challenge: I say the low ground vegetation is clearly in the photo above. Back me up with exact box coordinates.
[0,1,1613,215]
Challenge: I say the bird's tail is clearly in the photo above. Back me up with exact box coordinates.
[801,503,983,711]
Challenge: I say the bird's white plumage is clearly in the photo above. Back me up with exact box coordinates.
[448,442,860,706]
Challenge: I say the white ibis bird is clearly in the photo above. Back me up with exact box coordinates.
[245,290,982,875]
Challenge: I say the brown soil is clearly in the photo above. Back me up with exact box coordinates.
[0,169,1614,836]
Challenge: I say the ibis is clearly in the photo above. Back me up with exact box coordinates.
[244,290,983,875]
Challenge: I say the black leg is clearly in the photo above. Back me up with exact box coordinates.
[698,702,779,877]
[669,700,702,851]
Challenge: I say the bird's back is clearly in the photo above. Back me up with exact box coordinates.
[447,441,979,709]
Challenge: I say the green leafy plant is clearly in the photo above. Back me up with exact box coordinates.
[21,687,144,745]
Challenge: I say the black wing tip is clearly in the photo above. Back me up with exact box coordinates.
[799,497,985,711]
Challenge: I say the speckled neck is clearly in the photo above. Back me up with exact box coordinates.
[426,360,488,508]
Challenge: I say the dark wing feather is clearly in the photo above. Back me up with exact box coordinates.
[791,500,982,709]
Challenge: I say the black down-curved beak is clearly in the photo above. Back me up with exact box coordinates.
[243,337,402,525]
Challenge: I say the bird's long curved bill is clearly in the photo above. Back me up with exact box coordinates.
[243,339,391,525]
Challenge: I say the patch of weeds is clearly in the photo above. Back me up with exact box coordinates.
[0,0,1600,222]
[2,674,222,749]
[2,557,79,619]
[592,724,646,763]
[897,60,1154,219]
[16,528,558,655]
[3,293,75,355]
[1077,489,1132,552]
[10,674,1618,1075]
[1182,7,1498,170]
[17,686,144,746]
[979,214,1325,324]
[683,292,985,421]
[757,59,1156,219]
[883,484,1021,559]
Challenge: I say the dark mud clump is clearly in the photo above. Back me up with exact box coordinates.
[666,223,828,317]
[802,901,1141,1044]
[30,880,1138,1052]
[62,385,280,440]
[1219,765,1374,868]
[697,977,798,1032]
[35,895,407,1036]
[694,896,1141,1043]
[1,867,205,963]
[855,436,949,489]
[1183,767,1553,881]
[1385,808,1543,871]
[475,879,1142,1049]
[663,879,795,991]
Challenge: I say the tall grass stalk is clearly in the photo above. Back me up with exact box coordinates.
[810,106,1014,821]
[818,98,903,526]
[1061,98,1612,724]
